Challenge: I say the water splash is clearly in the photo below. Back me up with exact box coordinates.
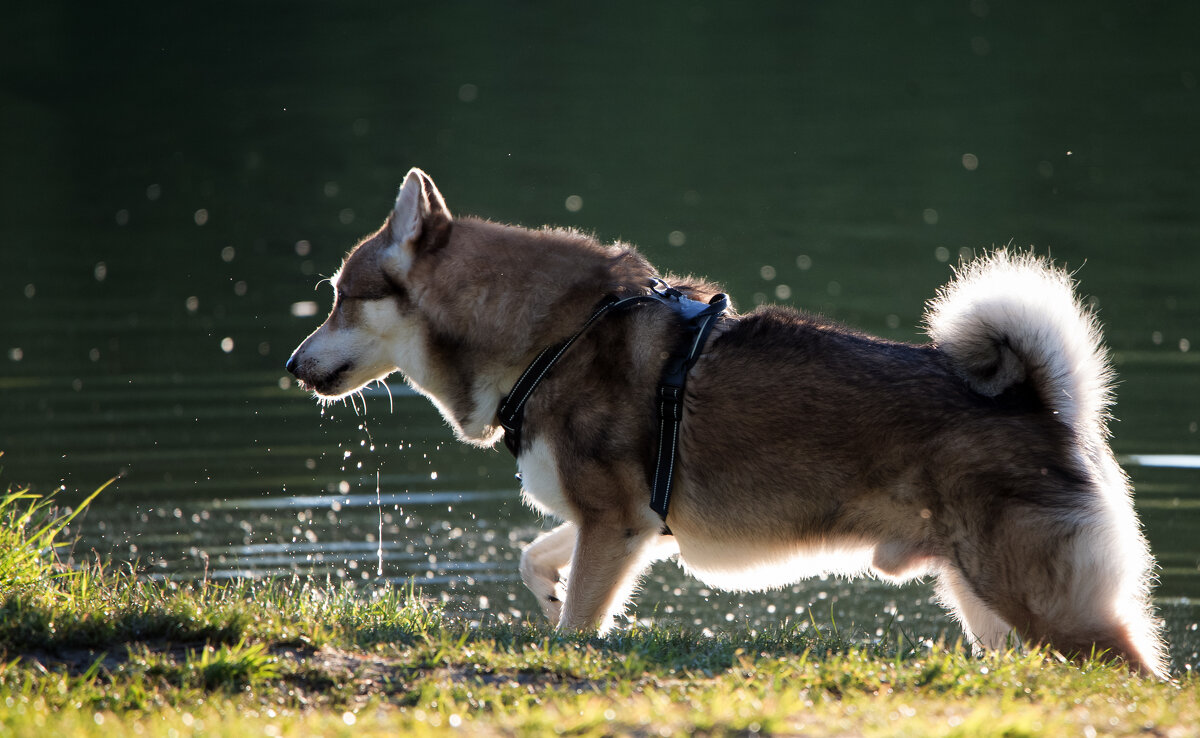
[375,469,384,576]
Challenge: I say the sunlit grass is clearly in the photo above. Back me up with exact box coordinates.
[0,468,1196,737]
[0,465,112,603]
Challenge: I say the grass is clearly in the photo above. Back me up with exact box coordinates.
[0,470,1197,737]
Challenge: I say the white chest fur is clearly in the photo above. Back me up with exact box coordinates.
[517,438,573,521]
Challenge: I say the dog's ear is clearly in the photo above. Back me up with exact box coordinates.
[390,168,452,248]
[382,168,453,279]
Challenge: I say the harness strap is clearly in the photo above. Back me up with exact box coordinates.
[497,281,729,525]
[497,293,658,456]
[647,286,728,520]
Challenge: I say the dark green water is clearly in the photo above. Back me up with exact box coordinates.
[2,2,1198,667]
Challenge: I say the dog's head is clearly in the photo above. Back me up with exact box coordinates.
[286,168,466,418]
[288,167,660,446]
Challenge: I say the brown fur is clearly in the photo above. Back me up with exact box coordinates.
[288,168,1167,678]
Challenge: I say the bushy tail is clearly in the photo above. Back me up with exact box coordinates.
[923,249,1113,443]
[925,249,1168,677]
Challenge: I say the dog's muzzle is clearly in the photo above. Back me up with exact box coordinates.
[285,349,351,396]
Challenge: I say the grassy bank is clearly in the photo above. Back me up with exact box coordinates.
[1,480,1196,737]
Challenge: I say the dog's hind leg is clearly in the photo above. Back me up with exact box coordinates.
[944,501,1167,678]
[519,522,577,624]
[557,522,666,633]
[993,515,1168,678]
[935,566,1016,653]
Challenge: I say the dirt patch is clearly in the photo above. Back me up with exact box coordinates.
[8,639,621,709]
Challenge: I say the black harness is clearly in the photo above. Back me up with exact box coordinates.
[496,280,729,524]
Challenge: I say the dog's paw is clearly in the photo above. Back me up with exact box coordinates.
[523,570,566,623]
[518,523,576,625]
[542,579,566,624]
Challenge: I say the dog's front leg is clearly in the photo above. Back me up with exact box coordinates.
[557,523,662,633]
[519,522,576,624]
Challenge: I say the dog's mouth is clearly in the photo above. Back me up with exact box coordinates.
[290,359,354,398]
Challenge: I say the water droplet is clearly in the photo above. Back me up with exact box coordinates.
[291,301,318,317]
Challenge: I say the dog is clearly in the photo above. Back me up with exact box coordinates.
[287,167,1167,677]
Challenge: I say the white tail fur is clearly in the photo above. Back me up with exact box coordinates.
[923,250,1113,441]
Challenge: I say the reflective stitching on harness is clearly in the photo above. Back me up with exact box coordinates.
[652,403,669,501]
[503,347,551,413]
[663,412,680,509]
[509,341,572,415]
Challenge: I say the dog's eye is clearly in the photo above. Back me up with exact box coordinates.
[337,284,396,302]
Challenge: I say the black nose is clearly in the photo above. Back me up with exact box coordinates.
[285,353,298,375]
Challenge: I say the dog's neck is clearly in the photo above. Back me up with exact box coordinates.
[423,286,657,448]
[412,222,661,447]
[496,290,662,455]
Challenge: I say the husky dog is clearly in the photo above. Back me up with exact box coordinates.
[287,168,1167,677]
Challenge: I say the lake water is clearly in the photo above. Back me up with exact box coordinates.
[2,2,1198,668]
